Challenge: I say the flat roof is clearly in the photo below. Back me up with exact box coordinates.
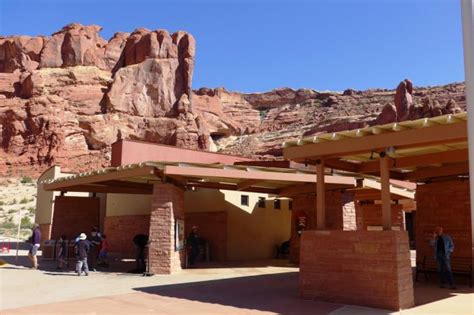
[283,113,468,182]
[41,161,357,196]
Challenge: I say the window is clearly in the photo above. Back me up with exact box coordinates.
[241,195,249,206]
[288,200,293,210]
[274,199,281,210]
[258,197,266,208]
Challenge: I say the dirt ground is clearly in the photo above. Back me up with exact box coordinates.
[1,245,473,315]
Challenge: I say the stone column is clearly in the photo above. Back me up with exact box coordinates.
[148,183,185,274]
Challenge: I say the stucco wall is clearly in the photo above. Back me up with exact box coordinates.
[106,194,152,216]
[185,188,291,261]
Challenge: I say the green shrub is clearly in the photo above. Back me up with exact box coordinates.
[28,206,35,214]
[20,176,34,184]
[0,201,4,206]
[0,221,16,229]
[20,216,32,229]
[8,209,16,214]
[20,197,29,204]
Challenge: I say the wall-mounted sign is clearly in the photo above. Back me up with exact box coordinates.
[175,219,185,251]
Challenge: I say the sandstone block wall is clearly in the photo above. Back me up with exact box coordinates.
[300,230,414,311]
[148,183,185,274]
[415,180,472,267]
[51,196,100,240]
[355,203,404,230]
[103,214,150,256]
[290,191,355,263]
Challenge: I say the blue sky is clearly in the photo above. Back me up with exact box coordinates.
[0,0,465,92]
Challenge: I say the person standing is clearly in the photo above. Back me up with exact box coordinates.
[56,234,68,270]
[187,226,201,266]
[430,226,456,289]
[132,234,148,273]
[89,226,102,271]
[28,223,42,269]
[75,233,90,276]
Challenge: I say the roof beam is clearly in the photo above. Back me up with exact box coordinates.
[237,179,261,191]
[56,184,153,194]
[187,181,278,194]
[284,121,467,161]
[403,162,469,181]
[358,148,469,173]
[43,166,156,191]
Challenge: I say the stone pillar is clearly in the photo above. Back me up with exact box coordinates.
[300,230,414,311]
[148,183,185,274]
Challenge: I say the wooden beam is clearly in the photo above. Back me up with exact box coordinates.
[403,162,469,181]
[284,121,467,161]
[325,159,360,173]
[237,179,261,191]
[56,184,153,194]
[98,180,153,191]
[278,183,355,197]
[316,160,326,230]
[43,166,156,191]
[359,148,469,173]
[186,182,279,194]
[380,153,392,231]
[164,165,318,183]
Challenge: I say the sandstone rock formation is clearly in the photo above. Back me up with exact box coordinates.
[0,24,205,176]
[0,24,468,177]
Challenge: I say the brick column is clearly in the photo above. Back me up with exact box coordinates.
[149,183,185,274]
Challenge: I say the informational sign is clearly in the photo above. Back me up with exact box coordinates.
[175,219,185,251]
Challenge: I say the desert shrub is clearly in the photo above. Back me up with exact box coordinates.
[20,176,34,184]
[10,198,17,205]
[20,216,32,229]
[20,197,29,204]
[8,209,16,214]
[28,206,35,214]
[0,221,16,229]
[0,201,4,206]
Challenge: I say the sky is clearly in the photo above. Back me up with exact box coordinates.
[0,0,466,93]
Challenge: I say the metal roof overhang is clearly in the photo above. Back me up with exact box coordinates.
[42,161,357,196]
[283,113,469,182]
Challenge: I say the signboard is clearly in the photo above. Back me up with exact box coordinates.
[175,219,185,251]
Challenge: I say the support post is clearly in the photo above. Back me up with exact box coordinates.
[460,0,474,283]
[316,159,326,230]
[380,152,392,231]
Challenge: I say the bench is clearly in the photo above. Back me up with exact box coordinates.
[415,255,472,287]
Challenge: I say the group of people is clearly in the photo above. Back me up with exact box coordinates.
[27,224,108,276]
[72,226,109,276]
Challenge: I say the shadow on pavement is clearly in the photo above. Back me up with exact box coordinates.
[133,271,342,315]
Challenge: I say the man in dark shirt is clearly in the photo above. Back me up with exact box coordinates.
[75,233,90,276]
[187,226,201,266]
[28,224,42,269]
[430,226,455,289]
[132,234,149,273]
[89,226,102,271]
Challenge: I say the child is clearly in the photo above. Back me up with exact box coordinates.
[56,234,68,270]
[97,234,109,267]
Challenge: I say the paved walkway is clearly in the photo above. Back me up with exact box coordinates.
[1,248,473,315]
